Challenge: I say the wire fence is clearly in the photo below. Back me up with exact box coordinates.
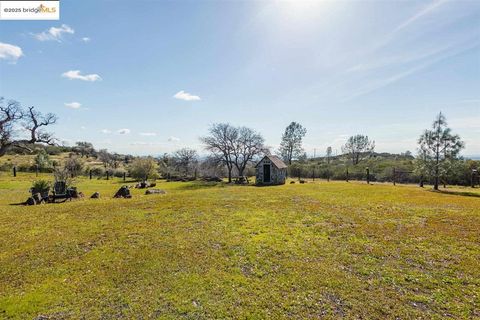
[288,165,480,188]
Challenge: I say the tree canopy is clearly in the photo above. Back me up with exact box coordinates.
[417,112,464,190]
[279,122,307,165]
[342,134,375,165]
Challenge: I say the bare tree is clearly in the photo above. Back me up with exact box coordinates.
[200,123,237,183]
[173,148,198,176]
[111,153,122,169]
[64,154,84,177]
[279,122,307,165]
[97,149,112,168]
[342,134,375,165]
[0,98,57,156]
[198,156,226,178]
[75,141,95,158]
[231,126,267,177]
[417,112,464,190]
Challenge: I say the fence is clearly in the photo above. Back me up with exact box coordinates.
[288,165,480,188]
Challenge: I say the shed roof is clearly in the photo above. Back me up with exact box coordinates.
[256,155,288,169]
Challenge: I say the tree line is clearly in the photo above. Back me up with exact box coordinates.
[0,97,476,187]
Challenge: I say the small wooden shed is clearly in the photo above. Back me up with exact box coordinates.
[255,155,287,185]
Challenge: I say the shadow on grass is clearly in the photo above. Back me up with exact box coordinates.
[254,183,285,187]
[430,189,480,198]
[9,202,26,206]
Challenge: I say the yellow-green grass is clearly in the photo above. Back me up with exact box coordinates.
[0,173,478,319]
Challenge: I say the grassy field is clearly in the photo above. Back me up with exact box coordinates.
[0,172,479,319]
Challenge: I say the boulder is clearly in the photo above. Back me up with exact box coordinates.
[136,181,153,189]
[114,186,132,198]
[145,189,166,195]
[69,188,80,198]
[290,181,295,184]
[91,192,100,199]
[32,192,43,204]
[26,197,36,206]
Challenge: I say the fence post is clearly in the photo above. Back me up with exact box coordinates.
[89,170,92,180]
[393,167,396,186]
[346,168,349,182]
[312,167,315,182]
[472,169,478,188]
[35,164,39,177]
[106,171,109,180]
[366,167,370,184]
[13,166,17,177]
[123,172,126,181]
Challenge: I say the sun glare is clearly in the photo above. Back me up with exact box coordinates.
[276,0,330,21]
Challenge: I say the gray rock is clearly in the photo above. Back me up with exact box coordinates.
[145,189,166,195]
[32,192,43,204]
[90,192,100,199]
[26,197,36,206]
[114,186,131,198]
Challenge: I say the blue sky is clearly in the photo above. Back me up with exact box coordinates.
[1,0,479,156]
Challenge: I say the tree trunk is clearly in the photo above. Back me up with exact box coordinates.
[434,163,439,190]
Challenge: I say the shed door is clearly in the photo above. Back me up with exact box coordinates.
[263,164,271,182]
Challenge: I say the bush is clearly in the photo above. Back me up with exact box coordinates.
[128,157,159,181]
[34,149,52,171]
[64,156,84,177]
[0,163,13,172]
[86,166,105,177]
[113,168,127,178]
[17,163,33,172]
[31,180,51,193]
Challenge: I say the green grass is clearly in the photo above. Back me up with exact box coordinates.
[0,172,479,319]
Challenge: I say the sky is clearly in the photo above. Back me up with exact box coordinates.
[1,0,479,157]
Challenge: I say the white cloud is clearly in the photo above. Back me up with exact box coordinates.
[130,141,161,146]
[393,0,448,33]
[64,102,81,109]
[139,132,157,136]
[0,42,23,62]
[101,129,111,134]
[81,37,91,42]
[168,136,180,142]
[33,24,74,42]
[173,90,201,101]
[117,128,131,135]
[80,126,87,130]
[62,70,102,82]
